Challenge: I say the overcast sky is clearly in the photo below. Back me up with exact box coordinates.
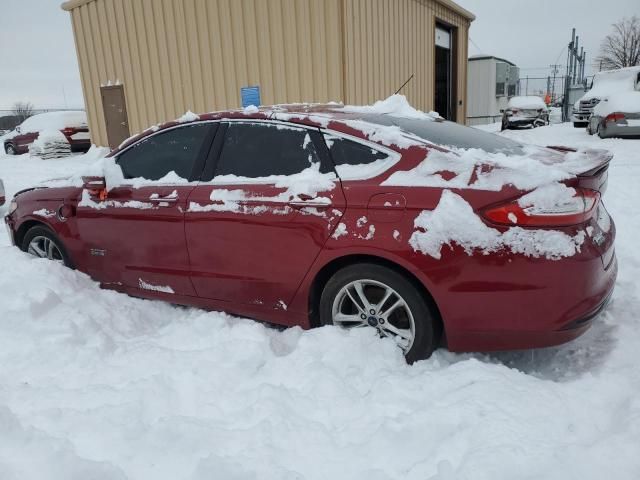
[0,0,638,111]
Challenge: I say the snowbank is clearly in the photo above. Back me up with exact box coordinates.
[593,91,640,117]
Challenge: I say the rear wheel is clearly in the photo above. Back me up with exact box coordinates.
[21,225,73,267]
[5,143,16,155]
[319,263,439,363]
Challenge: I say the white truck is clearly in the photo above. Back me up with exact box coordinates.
[572,66,640,128]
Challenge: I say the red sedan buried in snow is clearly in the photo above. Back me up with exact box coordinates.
[4,100,617,363]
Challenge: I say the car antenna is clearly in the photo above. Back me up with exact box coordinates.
[394,73,415,95]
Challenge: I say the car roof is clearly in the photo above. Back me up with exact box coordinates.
[111,103,422,155]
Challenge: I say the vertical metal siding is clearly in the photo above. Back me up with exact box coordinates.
[344,0,469,120]
[67,0,469,146]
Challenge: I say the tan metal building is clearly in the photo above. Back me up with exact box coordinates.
[62,0,474,148]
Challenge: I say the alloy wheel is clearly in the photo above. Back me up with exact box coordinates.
[332,279,416,352]
[27,235,64,262]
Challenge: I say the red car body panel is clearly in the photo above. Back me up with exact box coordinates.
[4,107,617,352]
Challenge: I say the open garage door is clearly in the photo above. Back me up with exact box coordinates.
[435,24,457,121]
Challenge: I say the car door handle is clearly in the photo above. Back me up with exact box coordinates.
[288,199,332,209]
[149,194,178,203]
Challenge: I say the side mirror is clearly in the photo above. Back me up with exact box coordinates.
[15,126,21,133]
[82,176,107,200]
[500,109,505,113]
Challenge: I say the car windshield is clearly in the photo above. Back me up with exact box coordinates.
[358,113,524,154]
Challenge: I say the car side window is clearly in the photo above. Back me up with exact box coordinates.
[323,134,395,180]
[116,123,211,181]
[213,122,320,179]
[324,135,390,167]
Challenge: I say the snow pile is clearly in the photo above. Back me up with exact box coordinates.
[177,110,200,123]
[410,190,585,260]
[29,129,71,160]
[341,94,441,120]
[382,145,607,191]
[507,96,547,110]
[593,91,640,117]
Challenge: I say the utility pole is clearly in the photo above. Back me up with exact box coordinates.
[550,64,561,103]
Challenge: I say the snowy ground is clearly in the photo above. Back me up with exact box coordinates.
[0,123,639,479]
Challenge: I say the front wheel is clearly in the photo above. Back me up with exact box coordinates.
[5,143,16,155]
[319,263,439,363]
[22,225,73,267]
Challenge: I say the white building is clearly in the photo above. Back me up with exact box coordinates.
[467,55,520,126]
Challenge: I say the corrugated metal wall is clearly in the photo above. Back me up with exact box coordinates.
[343,0,469,120]
[69,0,344,146]
[66,0,471,147]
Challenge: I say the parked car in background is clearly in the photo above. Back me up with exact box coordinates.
[588,91,640,139]
[3,111,90,156]
[4,101,616,363]
[501,96,549,130]
[572,66,640,128]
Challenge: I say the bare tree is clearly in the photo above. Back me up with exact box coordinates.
[596,16,640,70]
[12,101,35,123]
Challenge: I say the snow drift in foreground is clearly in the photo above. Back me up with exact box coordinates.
[1,122,640,479]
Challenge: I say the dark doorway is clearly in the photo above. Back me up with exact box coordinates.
[434,24,456,121]
[101,85,130,149]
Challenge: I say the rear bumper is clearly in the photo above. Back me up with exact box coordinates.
[445,252,617,352]
[599,124,640,139]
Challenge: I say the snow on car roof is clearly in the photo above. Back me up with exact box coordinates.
[19,111,87,133]
[593,91,640,117]
[582,66,640,100]
[507,96,547,110]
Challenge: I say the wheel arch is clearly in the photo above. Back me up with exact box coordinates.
[307,253,446,344]
[15,219,52,249]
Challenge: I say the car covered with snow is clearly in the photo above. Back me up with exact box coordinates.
[587,91,640,139]
[3,96,617,363]
[572,66,640,128]
[3,111,90,156]
[501,96,549,130]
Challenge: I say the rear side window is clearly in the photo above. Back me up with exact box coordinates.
[325,135,390,166]
[117,123,211,181]
[324,134,396,180]
[214,122,320,179]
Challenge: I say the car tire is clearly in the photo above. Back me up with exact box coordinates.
[22,225,73,268]
[5,143,16,155]
[319,263,440,363]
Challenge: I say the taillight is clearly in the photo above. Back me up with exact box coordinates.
[604,112,625,123]
[483,188,600,227]
[511,109,518,114]
[61,127,76,136]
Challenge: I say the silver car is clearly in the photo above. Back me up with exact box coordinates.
[588,91,640,139]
